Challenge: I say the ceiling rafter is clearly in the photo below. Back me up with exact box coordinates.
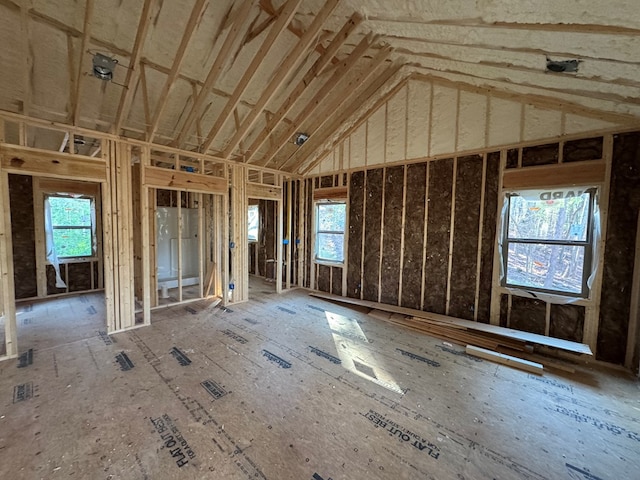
[242,12,363,165]
[259,0,340,65]
[221,0,342,159]
[280,50,396,172]
[397,48,640,90]
[380,33,640,68]
[147,0,208,142]
[139,63,151,127]
[300,73,409,175]
[200,0,304,154]
[72,0,94,126]
[174,0,255,148]
[366,17,640,36]
[66,35,76,122]
[254,33,378,168]
[113,0,158,134]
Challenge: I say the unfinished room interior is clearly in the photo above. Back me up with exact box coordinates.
[0,0,639,478]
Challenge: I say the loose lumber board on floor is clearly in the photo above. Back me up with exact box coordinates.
[466,345,544,375]
[310,291,593,355]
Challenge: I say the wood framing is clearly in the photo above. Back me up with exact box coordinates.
[201,0,303,153]
[0,145,106,182]
[313,186,347,200]
[502,160,607,189]
[246,182,282,200]
[143,165,226,194]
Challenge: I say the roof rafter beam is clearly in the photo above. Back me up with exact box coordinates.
[243,12,363,164]
[174,0,254,148]
[221,0,341,159]
[281,53,397,172]
[113,0,158,133]
[300,73,408,175]
[72,0,94,126]
[200,0,303,154]
[255,33,379,168]
[147,0,208,142]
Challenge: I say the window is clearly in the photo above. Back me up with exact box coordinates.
[47,196,95,258]
[248,204,259,242]
[502,187,596,298]
[315,202,346,263]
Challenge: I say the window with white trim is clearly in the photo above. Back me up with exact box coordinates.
[315,201,346,263]
[501,187,596,298]
[47,196,95,259]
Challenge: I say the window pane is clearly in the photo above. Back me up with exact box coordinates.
[53,228,93,257]
[318,203,346,232]
[506,242,585,295]
[317,233,344,262]
[248,205,259,241]
[49,197,92,227]
[508,191,590,242]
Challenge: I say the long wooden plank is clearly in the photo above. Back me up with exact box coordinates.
[309,291,593,355]
[313,186,347,200]
[466,345,544,375]
[0,146,106,181]
[143,166,226,194]
[502,160,606,190]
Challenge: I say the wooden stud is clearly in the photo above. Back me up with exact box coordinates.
[177,192,183,302]
[419,162,430,311]
[148,0,208,142]
[445,157,458,315]
[114,0,157,133]
[397,165,408,306]
[201,0,303,153]
[377,167,387,303]
[140,146,151,324]
[545,301,551,337]
[489,150,507,325]
[626,211,640,369]
[0,168,18,358]
[473,154,487,321]
[243,12,363,165]
[276,176,284,294]
[32,177,47,297]
[286,179,292,289]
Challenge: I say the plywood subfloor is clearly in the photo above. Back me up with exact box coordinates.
[1,278,639,480]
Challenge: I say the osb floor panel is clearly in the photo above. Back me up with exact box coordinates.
[1,278,639,480]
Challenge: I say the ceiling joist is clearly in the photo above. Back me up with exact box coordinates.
[72,0,94,126]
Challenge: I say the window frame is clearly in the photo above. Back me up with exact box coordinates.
[501,187,597,299]
[314,200,347,265]
[46,194,97,261]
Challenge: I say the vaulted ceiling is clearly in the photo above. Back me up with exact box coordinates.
[0,0,638,173]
